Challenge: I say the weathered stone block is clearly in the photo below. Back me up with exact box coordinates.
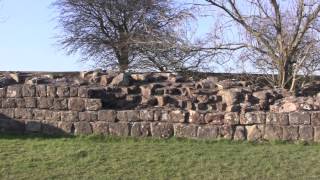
[24,97,36,108]
[188,110,205,124]
[197,125,219,139]
[299,125,313,141]
[111,73,130,86]
[2,98,16,108]
[52,98,68,110]
[169,110,186,123]
[46,85,57,97]
[127,110,140,122]
[131,122,150,137]
[79,111,97,121]
[266,113,289,125]
[57,86,70,97]
[174,124,197,138]
[69,87,78,97]
[0,88,6,97]
[91,121,109,135]
[26,120,41,133]
[61,111,79,122]
[58,122,74,134]
[6,85,22,98]
[78,87,89,98]
[98,110,116,122]
[37,97,54,109]
[241,112,266,125]
[22,85,36,97]
[140,110,154,121]
[263,125,282,140]
[15,98,26,108]
[45,111,61,121]
[311,112,320,126]
[117,111,128,121]
[219,125,233,139]
[42,121,61,135]
[205,113,224,125]
[314,127,320,142]
[85,99,102,111]
[282,126,299,141]
[109,122,130,136]
[150,122,174,138]
[68,98,85,111]
[289,112,311,125]
[74,122,92,135]
[224,112,240,125]
[246,125,264,141]
[0,118,25,133]
[14,108,33,119]
[36,85,47,97]
[33,109,47,120]
[233,126,246,141]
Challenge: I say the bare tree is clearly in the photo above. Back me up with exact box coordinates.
[204,0,320,90]
[53,0,192,72]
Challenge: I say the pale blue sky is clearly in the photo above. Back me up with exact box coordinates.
[0,0,213,71]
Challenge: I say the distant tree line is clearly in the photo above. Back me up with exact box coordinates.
[53,0,320,91]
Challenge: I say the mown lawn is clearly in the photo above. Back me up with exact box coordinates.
[0,135,320,180]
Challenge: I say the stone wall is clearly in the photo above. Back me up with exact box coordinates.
[0,72,320,142]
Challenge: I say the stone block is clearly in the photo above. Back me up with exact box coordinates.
[266,113,289,125]
[46,85,57,97]
[188,110,205,124]
[205,113,224,125]
[282,126,299,141]
[311,112,320,126]
[6,85,22,98]
[117,111,128,121]
[68,98,85,111]
[131,122,150,137]
[36,85,47,97]
[58,122,74,134]
[14,108,33,119]
[0,118,25,133]
[85,99,102,111]
[98,110,116,122]
[22,85,36,97]
[289,112,310,125]
[299,125,313,141]
[0,87,6,97]
[246,125,264,141]
[263,125,282,140]
[314,127,320,142]
[33,109,47,120]
[169,110,186,123]
[61,111,79,122]
[233,126,246,141]
[52,98,68,110]
[2,98,16,108]
[0,108,15,118]
[219,125,233,139]
[174,124,198,138]
[109,122,130,136]
[197,125,219,139]
[57,86,70,97]
[69,87,78,97]
[241,112,266,125]
[24,97,36,108]
[74,122,92,135]
[224,112,240,125]
[91,121,109,135]
[78,86,89,98]
[15,98,26,108]
[42,121,61,135]
[37,97,54,109]
[140,110,154,121]
[127,110,140,122]
[26,120,41,133]
[79,111,98,121]
[45,111,61,121]
[150,122,174,138]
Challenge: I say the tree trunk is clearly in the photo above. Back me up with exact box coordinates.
[118,31,129,72]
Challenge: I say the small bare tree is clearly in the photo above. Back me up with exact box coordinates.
[204,0,320,90]
[53,0,191,72]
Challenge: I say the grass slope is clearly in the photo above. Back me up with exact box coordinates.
[0,135,319,180]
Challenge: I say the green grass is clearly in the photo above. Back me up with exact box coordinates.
[0,134,320,180]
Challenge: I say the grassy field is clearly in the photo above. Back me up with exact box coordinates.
[0,135,320,180]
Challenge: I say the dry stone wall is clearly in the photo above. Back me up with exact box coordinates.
[0,72,320,142]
